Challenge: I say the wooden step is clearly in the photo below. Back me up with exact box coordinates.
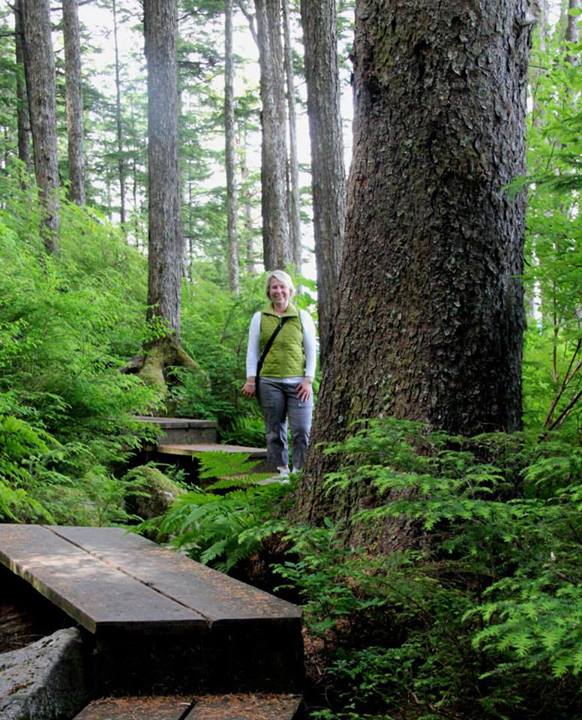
[136,416,218,444]
[74,694,303,720]
[154,443,270,476]
[157,442,267,459]
[0,524,303,695]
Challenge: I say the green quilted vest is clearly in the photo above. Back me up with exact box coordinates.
[260,303,304,377]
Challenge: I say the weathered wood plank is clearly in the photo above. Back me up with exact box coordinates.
[0,525,207,633]
[73,696,193,720]
[0,524,304,694]
[73,694,303,720]
[189,693,303,719]
[135,417,217,429]
[50,526,300,624]
[157,443,267,458]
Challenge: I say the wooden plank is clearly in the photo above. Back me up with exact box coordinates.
[73,696,193,720]
[189,693,303,719]
[0,525,304,694]
[74,694,303,720]
[0,524,207,634]
[135,416,217,429]
[52,526,301,624]
[157,443,267,458]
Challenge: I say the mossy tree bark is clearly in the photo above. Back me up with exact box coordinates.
[299,0,532,523]
[14,0,32,173]
[21,0,60,253]
[142,0,194,397]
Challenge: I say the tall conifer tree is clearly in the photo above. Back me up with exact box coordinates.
[301,0,532,520]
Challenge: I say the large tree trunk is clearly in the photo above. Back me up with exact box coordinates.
[282,0,302,271]
[14,0,32,173]
[142,0,196,397]
[254,0,290,270]
[62,0,86,205]
[21,0,60,253]
[144,0,182,336]
[225,0,240,294]
[300,0,346,366]
[300,0,532,521]
[112,0,127,226]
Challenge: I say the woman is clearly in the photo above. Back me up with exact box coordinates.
[242,270,317,475]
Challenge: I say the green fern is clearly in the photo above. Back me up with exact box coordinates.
[139,452,292,571]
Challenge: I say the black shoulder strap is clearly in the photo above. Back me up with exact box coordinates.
[257,316,290,377]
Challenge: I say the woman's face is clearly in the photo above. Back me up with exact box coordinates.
[269,277,291,307]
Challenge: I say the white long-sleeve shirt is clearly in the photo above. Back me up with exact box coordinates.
[246,309,317,380]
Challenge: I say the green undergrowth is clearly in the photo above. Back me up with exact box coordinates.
[149,422,582,720]
[0,170,304,524]
[138,452,294,571]
[0,172,159,523]
[295,419,582,719]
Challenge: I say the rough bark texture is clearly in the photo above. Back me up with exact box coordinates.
[300,0,346,366]
[21,0,60,253]
[62,0,86,205]
[225,0,240,294]
[254,0,291,270]
[112,0,127,225]
[282,0,302,270]
[300,0,531,521]
[14,0,32,172]
[144,0,182,337]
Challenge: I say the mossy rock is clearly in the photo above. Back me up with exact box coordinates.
[125,465,185,520]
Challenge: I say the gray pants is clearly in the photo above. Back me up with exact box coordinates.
[259,378,313,471]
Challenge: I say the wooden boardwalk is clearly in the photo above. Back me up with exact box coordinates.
[0,524,303,717]
[137,416,269,476]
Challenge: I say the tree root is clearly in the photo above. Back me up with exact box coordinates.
[125,336,206,400]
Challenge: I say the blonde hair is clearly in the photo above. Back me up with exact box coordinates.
[265,270,295,297]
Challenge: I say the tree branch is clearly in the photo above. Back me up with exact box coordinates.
[237,0,258,46]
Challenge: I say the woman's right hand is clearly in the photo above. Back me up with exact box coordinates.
[242,378,256,397]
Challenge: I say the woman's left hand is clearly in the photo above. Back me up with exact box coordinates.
[296,378,313,402]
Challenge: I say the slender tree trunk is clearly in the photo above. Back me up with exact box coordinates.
[300,0,346,366]
[300,0,532,522]
[144,0,182,336]
[112,0,127,225]
[565,0,580,64]
[21,0,60,253]
[532,0,548,51]
[239,129,258,274]
[2,127,8,170]
[237,0,258,45]
[254,0,290,270]
[225,0,240,294]
[282,0,302,271]
[530,0,548,130]
[14,0,32,172]
[62,0,86,205]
